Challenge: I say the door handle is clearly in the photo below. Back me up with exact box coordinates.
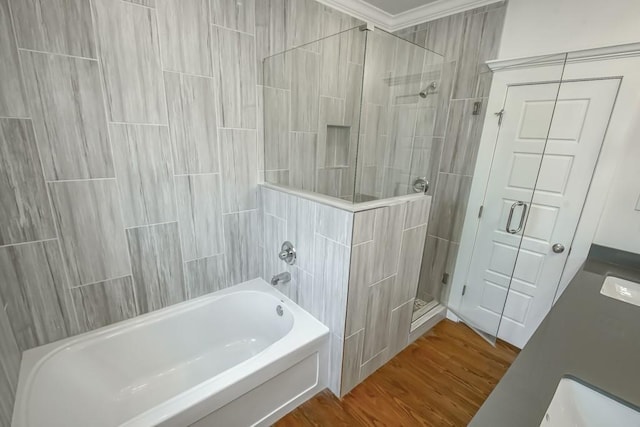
[506,201,528,234]
[552,243,565,253]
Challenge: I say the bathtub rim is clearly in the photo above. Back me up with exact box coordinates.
[12,278,329,427]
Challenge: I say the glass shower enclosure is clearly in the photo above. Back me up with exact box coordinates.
[262,26,444,202]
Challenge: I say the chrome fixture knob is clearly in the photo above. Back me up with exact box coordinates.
[552,243,565,254]
[278,241,296,265]
[413,177,429,193]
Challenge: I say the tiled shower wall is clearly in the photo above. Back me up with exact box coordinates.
[356,30,443,201]
[341,196,431,395]
[394,2,507,307]
[260,185,353,395]
[0,0,358,422]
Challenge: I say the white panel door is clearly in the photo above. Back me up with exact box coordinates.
[460,79,619,348]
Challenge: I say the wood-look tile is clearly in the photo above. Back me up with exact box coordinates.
[388,299,412,358]
[362,275,393,362]
[289,132,316,191]
[185,254,227,298]
[224,210,261,285]
[72,276,138,332]
[10,0,96,58]
[429,173,472,243]
[157,0,212,76]
[313,235,349,338]
[21,51,113,180]
[475,6,506,98]
[278,321,520,426]
[328,333,343,395]
[294,266,313,314]
[210,0,255,34]
[315,203,353,246]
[264,169,289,187]
[410,137,443,197]
[0,301,20,422]
[319,30,349,99]
[318,96,346,168]
[417,236,458,304]
[371,204,406,283]
[285,0,320,50]
[345,241,373,336]
[290,49,319,132]
[111,124,176,227]
[423,13,465,61]
[352,210,375,245]
[316,168,342,198]
[93,0,166,124]
[164,72,219,174]
[393,224,427,308]
[404,196,432,229]
[261,185,288,219]
[50,180,130,287]
[219,129,257,213]
[390,38,426,105]
[175,174,224,261]
[0,240,75,351]
[0,0,28,117]
[126,222,185,313]
[452,12,484,100]
[211,25,256,129]
[340,329,364,396]
[440,99,486,175]
[286,195,315,272]
[255,0,287,85]
[124,0,155,6]
[433,61,456,137]
[0,119,55,245]
[262,212,286,284]
[344,62,364,126]
[263,87,290,170]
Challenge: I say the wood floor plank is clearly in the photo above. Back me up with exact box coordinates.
[276,320,519,427]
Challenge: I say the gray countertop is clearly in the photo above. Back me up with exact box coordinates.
[470,248,640,426]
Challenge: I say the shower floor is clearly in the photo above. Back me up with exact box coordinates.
[412,297,439,322]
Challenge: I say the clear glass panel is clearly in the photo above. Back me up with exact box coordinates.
[435,53,570,345]
[353,30,444,202]
[262,27,367,202]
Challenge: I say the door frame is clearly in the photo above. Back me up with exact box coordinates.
[448,45,640,324]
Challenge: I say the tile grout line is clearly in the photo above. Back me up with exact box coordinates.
[17,47,97,62]
[0,238,57,250]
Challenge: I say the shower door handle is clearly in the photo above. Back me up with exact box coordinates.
[506,201,527,234]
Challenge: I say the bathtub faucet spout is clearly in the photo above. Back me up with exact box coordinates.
[270,272,291,286]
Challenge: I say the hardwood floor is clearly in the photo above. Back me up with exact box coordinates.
[276,320,519,426]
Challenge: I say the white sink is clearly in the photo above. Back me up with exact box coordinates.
[540,378,640,426]
[600,276,640,307]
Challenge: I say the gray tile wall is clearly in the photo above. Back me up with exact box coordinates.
[0,0,358,421]
[394,2,506,308]
[341,196,431,395]
[259,185,353,396]
[262,15,365,201]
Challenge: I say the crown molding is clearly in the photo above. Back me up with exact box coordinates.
[316,0,503,32]
[486,42,640,71]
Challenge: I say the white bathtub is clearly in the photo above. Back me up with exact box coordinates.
[12,279,329,427]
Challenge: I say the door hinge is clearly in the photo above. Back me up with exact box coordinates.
[462,285,467,296]
[495,109,505,126]
[442,273,450,285]
[478,205,484,218]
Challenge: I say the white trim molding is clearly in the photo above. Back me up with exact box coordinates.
[316,0,503,32]
[486,42,640,71]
